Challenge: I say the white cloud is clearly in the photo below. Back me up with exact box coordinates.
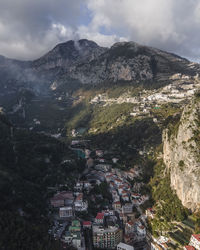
[0,0,200,60]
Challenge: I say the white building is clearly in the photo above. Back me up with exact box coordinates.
[117,242,134,250]
[189,234,200,249]
[59,206,73,218]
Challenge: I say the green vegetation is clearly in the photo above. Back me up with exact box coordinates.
[89,103,135,133]
[0,114,84,250]
[150,162,189,220]
[148,160,189,238]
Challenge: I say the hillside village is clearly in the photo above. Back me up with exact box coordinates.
[48,138,200,250]
[90,74,200,119]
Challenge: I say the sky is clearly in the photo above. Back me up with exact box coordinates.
[0,0,200,61]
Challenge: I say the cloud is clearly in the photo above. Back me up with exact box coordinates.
[85,0,200,61]
[0,0,200,61]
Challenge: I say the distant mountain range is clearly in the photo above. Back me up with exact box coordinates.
[0,39,200,96]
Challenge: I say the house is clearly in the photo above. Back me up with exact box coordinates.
[151,242,163,250]
[183,246,195,250]
[117,242,134,250]
[112,158,119,164]
[85,149,91,158]
[124,234,134,244]
[96,150,103,157]
[74,201,88,211]
[189,234,200,249]
[69,220,81,233]
[59,206,73,218]
[93,225,122,249]
[64,231,73,244]
[113,201,122,211]
[131,193,140,199]
[122,203,133,214]
[102,210,115,216]
[122,194,130,202]
[146,208,155,219]
[50,191,74,207]
[72,232,81,248]
[83,221,92,229]
[125,221,135,234]
[95,213,104,224]
[137,225,146,237]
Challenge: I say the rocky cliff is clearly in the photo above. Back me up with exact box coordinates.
[163,96,200,211]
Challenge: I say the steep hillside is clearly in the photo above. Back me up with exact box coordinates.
[163,94,200,212]
[0,114,84,250]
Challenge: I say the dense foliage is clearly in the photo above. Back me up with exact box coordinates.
[0,114,82,250]
[149,160,189,236]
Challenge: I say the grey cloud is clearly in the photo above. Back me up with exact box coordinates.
[0,0,200,61]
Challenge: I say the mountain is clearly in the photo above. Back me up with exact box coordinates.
[32,39,107,72]
[163,94,200,212]
[0,39,200,97]
[69,41,200,85]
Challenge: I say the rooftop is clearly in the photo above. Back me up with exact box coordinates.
[96,213,104,220]
[117,242,134,250]
[192,234,200,242]
[93,225,119,234]
[59,206,72,211]
[83,221,92,226]
[184,246,195,250]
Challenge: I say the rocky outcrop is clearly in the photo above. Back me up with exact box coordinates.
[163,98,200,211]
[32,39,107,71]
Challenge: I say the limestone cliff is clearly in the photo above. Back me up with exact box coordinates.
[163,97,200,211]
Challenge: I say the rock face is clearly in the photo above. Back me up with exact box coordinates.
[69,41,199,85]
[163,98,200,211]
[32,39,107,72]
[1,39,200,95]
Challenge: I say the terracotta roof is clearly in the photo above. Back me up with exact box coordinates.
[83,221,92,226]
[96,213,104,220]
[114,201,121,205]
[127,221,134,226]
[51,191,73,201]
[193,234,200,242]
[184,246,195,250]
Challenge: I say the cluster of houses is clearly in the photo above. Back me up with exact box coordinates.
[150,234,200,250]
[89,73,200,123]
[48,142,153,249]
[183,234,200,250]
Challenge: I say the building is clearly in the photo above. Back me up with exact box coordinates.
[93,225,123,249]
[183,246,195,250]
[50,191,74,208]
[125,221,135,234]
[117,242,134,250]
[113,201,122,211]
[189,234,200,249]
[95,213,104,224]
[151,242,163,250]
[146,208,155,219]
[72,232,81,248]
[59,206,73,218]
[83,221,92,229]
[122,203,133,214]
[96,150,104,157]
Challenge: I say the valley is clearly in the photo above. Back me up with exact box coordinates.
[0,39,200,250]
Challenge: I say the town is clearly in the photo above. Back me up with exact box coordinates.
[90,73,200,119]
[48,139,200,250]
